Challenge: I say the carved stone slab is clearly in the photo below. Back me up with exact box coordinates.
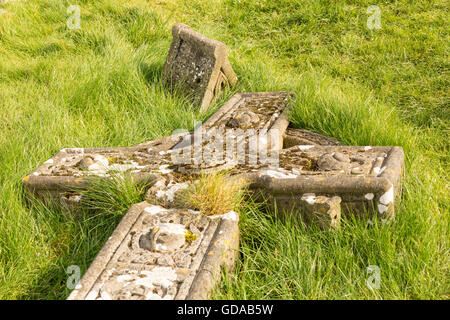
[162,23,237,111]
[171,91,294,168]
[22,145,168,208]
[67,202,239,300]
[23,92,294,207]
[245,145,404,221]
[142,145,404,223]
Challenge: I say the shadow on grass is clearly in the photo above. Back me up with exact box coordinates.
[139,61,164,85]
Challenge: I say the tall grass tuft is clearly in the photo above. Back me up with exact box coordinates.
[75,173,150,216]
[179,172,247,215]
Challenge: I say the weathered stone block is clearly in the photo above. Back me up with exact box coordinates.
[300,194,341,229]
[244,145,404,221]
[171,91,294,169]
[162,23,237,111]
[68,202,239,300]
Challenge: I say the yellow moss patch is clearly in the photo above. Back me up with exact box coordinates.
[185,230,197,243]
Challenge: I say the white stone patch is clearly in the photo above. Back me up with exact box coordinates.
[85,290,98,300]
[144,205,167,215]
[378,166,386,175]
[364,146,372,151]
[379,186,394,205]
[157,223,186,235]
[166,182,189,201]
[222,211,238,221]
[44,159,54,165]
[146,292,163,300]
[117,274,133,283]
[262,169,297,179]
[93,155,109,167]
[108,161,144,173]
[377,186,394,214]
[32,172,40,176]
[87,163,104,172]
[155,190,165,199]
[301,193,316,205]
[152,180,167,189]
[155,244,168,251]
[373,167,381,175]
[298,145,314,150]
[158,164,172,175]
[377,204,388,214]
[100,290,112,300]
[365,193,375,200]
[137,267,178,289]
[161,182,189,202]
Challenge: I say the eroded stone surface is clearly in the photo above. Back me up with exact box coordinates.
[300,194,341,229]
[283,127,342,148]
[68,203,239,300]
[162,23,237,111]
[172,91,293,151]
[244,145,404,220]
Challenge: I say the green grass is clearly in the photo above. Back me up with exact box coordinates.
[0,0,448,299]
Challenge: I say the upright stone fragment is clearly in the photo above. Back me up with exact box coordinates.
[68,202,239,300]
[300,194,341,229]
[163,23,237,111]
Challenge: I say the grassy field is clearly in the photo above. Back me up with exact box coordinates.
[0,0,448,299]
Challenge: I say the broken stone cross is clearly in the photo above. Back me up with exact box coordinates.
[21,24,404,300]
[23,91,404,300]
